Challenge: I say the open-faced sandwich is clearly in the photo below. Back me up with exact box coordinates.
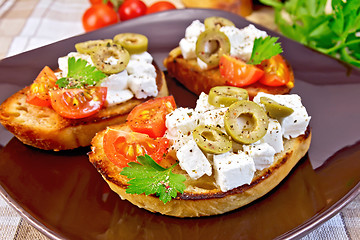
[89,86,311,217]
[164,17,294,98]
[0,33,168,151]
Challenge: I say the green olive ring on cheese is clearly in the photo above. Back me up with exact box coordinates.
[224,100,269,144]
[193,125,232,154]
[208,86,249,107]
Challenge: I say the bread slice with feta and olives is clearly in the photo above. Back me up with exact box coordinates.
[0,33,169,151]
[163,17,294,99]
[88,87,311,218]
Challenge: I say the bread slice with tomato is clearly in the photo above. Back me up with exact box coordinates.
[163,17,294,99]
[89,88,312,218]
[0,34,169,151]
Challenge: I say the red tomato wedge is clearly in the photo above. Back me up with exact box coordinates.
[49,87,107,119]
[219,55,264,87]
[26,66,57,107]
[146,1,176,14]
[103,128,170,168]
[258,54,291,87]
[126,96,176,138]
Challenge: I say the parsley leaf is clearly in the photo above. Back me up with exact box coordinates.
[247,36,283,65]
[120,154,186,204]
[56,57,107,89]
[260,0,360,68]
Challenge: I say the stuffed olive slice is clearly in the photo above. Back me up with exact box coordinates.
[91,44,130,74]
[208,86,249,107]
[113,33,148,55]
[260,97,294,119]
[193,125,232,154]
[196,29,230,68]
[224,100,269,144]
[75,39,113,54]
[204,16,235,30]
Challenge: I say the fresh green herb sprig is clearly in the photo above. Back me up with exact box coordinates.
[120,155,186,204]
[56,57,107,89]
[248,36,283,65]
[260,0,360,68]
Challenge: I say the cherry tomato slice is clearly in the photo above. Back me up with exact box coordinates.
[219,55,264,87]
[82,4,118,32]
[118,0,147,21]
[49,87,107,119]
[146,1,176,14]
[26,66,57,107]
[103,128,170,168]
[258,54,291,87]
[126,96,176,138]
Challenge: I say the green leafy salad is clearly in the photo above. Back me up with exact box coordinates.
[260,0,360,68]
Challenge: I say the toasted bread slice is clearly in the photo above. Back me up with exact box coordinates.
[164,47,294,99]
[89,123,311,218]
[0,64,168,151]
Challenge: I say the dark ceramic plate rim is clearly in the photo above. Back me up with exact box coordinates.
[0,8,359,240]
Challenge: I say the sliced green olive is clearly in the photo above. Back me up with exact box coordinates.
[208,86,249,107]
[113,33,148,54]
[195,29,230,68]
[224,100,269,144]
[91,45,130,74]
[75,39,113,54]
[260,97,294,119]
[204,16,235,30]
[193,125,232,154]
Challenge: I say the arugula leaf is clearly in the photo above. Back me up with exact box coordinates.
[247,36,283,65]
[260,0,360,68]
[120,155,186,204]
[56,57,107,89]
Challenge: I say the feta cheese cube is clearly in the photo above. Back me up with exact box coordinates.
[220,24,267,62]
[281,108,311,139]
[128,75,158,99]
[185,20,205,39]
[260,118,283,153]
[243,143,276,170]
[213,151,256,192]
[100,70,134,106]
[126,60,156,79]
[176,139,212,180]
[105,89,134,106]
[199,107,228,132]
[130,51,153,63]
[195,93,216,113]
[179,38,197,59]
[253,92,311,139]
[165,108,198,138]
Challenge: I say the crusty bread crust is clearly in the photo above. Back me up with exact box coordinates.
[0,64,168,151]
[163,48,294,99]
[89,123,311,218]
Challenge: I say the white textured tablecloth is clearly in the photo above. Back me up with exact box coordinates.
[0,0,359,239]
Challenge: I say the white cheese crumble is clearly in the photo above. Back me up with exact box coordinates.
[243,143,276,170]
[199,107,228,132]
[178,20,268,68]
[100,70,134,106]
[253,92,311,139]
[259,118,284,153]
[165,108,198,150]
[220,24,268,62]
[194,92,216,113]
[213,151,256,192]
[176,139,212,180]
